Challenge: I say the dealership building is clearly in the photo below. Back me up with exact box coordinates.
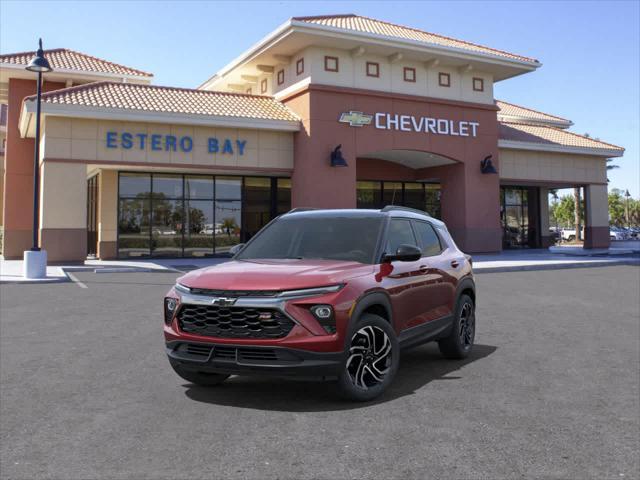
[0,14,624,261]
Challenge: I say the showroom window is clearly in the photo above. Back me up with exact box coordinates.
[117,173,290,258]
[356,180,441,218]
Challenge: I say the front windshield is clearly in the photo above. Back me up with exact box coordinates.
[236,214,384,264]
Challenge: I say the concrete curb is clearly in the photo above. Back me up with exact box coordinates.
[474,259,640,274]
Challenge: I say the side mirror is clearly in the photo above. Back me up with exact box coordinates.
[229,243,245,256]
[384,244,422,262]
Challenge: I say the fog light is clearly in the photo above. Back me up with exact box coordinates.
[310,305,336,334]
[164,297,178,325]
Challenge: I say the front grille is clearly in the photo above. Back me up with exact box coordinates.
[187,288,281,297]
[185,344,212,357]
[178,305,295,339]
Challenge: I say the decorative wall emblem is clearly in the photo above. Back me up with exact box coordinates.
[338,111,374,127]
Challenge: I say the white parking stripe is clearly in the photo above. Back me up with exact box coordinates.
[66,272,88,289]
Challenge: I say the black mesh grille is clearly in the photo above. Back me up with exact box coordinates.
[178,305,295,339]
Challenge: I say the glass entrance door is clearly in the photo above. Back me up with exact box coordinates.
[500,186,540,248]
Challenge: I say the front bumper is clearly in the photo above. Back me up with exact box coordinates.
[166,340,343,378]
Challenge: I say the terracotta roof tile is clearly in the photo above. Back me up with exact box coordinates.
[496,100,571,126]
[27,82,299,122]
[499,122,623,153]
[0,48,152,78]
[293,14,538,64]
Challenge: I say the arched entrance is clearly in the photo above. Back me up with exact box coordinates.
[356,149,458,218]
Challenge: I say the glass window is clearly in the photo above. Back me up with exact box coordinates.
[412,221,442,256]
[185,176,214,200]
[404,183,425,211]
[382,182,403,207]
[216,177,241,199]
[243,177,272,242]
[151,199,183,257]
[184,199,214,257]
[215,200,241,254]
[237,214,384,264]
[357,181,381,209]
[277,178,291,214]
[425,184,441,219]
[118,198,150,257]
[153,174,183,199]
[119,173,151,197]
[385,218,417,254]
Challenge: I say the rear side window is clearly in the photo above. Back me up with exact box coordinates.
[385,218,417,254]
[412,220,443,256]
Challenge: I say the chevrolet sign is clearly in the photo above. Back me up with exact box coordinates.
[338,111,374,127]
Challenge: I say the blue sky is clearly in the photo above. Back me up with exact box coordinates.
[1,0,638,196]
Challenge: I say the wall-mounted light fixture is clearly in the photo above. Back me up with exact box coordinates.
[480,155,497,174]
[330,144,348,167]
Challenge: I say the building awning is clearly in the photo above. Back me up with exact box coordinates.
[19,81,301,137]
[498,122,624,157]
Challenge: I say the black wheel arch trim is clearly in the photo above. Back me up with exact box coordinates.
[345,290,394,345]
[455,276,476,306]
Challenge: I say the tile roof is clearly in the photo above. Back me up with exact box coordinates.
[499,122,624,154]
[0,48,152,78]
[27,81,299,122]
[496,100,571,126]
[293,14,538,64]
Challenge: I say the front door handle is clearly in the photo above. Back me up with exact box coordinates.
[418,265,429,273]
[450,260,460,268]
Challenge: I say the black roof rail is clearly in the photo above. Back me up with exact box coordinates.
[286,207,318,214]
[381,205,431,216]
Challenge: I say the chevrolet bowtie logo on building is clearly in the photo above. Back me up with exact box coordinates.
[339,111,373,127]
[211,297,237,307]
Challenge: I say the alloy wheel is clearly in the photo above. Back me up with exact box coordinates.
[346,325,392,389]
[458,302,475,348]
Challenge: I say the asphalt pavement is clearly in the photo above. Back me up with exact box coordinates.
[1,266,638,479]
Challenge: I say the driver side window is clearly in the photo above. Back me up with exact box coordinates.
[386,218,418,254]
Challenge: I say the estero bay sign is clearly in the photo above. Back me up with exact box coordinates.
[339,111,480,137]
[105,131,248,155]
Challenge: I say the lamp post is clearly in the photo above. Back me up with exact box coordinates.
[624,189,631,230]
[23,39,52,279]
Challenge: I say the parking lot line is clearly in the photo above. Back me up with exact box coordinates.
[66,271,88,289]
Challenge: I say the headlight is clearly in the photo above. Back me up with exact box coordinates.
[175,283,191,294]
[278,284,344,298]
[164,297,178,325]
[310,304,336,334]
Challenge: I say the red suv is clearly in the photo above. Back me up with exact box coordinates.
[164,207,475,401]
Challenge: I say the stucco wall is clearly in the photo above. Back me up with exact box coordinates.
[41,117,294,171]
[499,148,607,184]
[273,46,494,105]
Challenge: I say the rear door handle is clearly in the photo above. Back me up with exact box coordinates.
[450,260,460,268]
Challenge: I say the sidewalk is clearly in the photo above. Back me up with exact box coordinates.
[1,249,637,283]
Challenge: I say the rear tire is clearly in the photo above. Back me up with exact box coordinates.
[336,314,399,402]
[438,294,475,360]
[170,359,230,386]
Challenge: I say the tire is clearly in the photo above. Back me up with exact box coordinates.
[169,359,230,386]
[567,235,575,242]
[438,294,475,360]
[336,313,399,402]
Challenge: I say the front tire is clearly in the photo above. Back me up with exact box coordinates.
[438,294,475,359]
[169,359,230,386]
[336,314,399,402]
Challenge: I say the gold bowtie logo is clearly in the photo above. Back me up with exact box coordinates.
[339,111,373,127]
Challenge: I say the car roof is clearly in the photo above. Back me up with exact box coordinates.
[283,207,445,227]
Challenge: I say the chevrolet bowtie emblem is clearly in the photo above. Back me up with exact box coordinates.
[339,111,373,127]
[211,297,237,306]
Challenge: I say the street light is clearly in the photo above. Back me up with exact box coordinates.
[625,189,631,229]
[23,39,52,279]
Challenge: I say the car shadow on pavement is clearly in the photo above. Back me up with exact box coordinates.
[183,343,497,411]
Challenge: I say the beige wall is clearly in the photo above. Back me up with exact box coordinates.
[266,46,494,104]
[98,169,118,244]
[42,117,294,170]
[40,161,86,229]
[499,149,607,184]
[584,184,609,228]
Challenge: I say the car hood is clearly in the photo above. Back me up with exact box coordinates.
[178,259,374,291]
